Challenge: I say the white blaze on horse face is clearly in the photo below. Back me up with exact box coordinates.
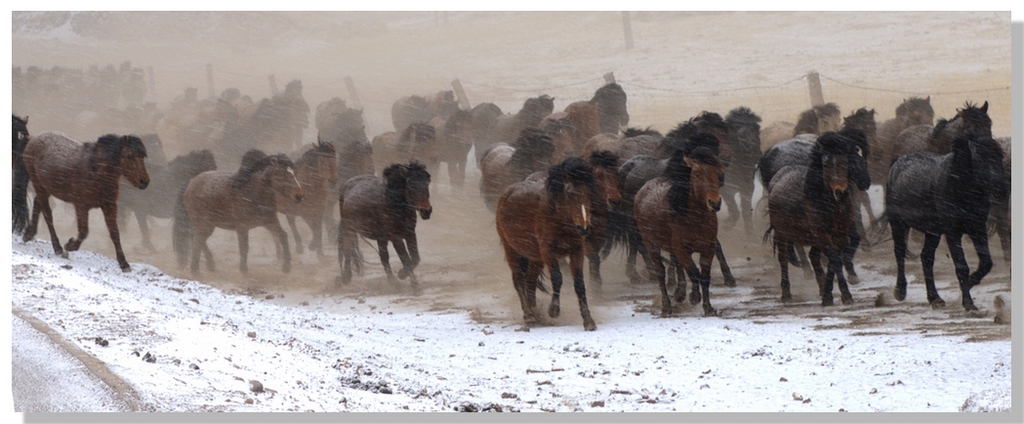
[581,204,589,227]
[288,168,300,188]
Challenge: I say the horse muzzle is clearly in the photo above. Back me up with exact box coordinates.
[576,225,591,237]
[294,194,304,203]
[708,198,722,213]
[831,186,849,200]
[419,207,432,220]
[138,179,149,190]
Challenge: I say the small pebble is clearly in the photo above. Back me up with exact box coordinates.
[249,380,264,393]
[247,331,256,338]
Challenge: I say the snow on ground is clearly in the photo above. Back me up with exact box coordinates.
[10,239,1011,412]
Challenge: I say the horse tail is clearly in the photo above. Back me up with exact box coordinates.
[12,148,30,235]
[601,204,631,259]
[172,188,191,268]
[762,225,775,251]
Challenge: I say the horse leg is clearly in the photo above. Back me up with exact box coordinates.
[64,204,91,253]
[826,246,853,305]
[306,215,323,256]
[392,237,420,294]
[967,230,993,290]
[524,260,544,317]
[546,258,564,319]
[398,232,421,279]
[377,239,397,284]
[891,217,911,302]
[570,250,596,331]
[456,159,467,191]
[993,202,1011,264]
[336,225,354,287]
[506,252,532,325]
[776,239,792,303]
[920,232,944,308]
[287,215,303,256]
[100,203,131,272]
[854,190,873,253]
[842,222,861,285]
[715,239,737,287]
[951,231,987,312]
[740,187,754,236]
[23,192,44,243]
[237,229,250,275]
[190,226,214,275]
[646,247,670,315]
[721,186,740,230]
[135,210,156,253]
[696,248,716,316]
[625,220,646,284]
[265,220,291,273]
[586,236,603,295]
[786,242,801,267]
[666,253,686,304]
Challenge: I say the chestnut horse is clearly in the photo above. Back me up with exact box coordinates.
[764,131,870,306]
[18,132,150,271]
[278,140,338,256]
[496,157,597,331]
[634,133,726,316]
[173,154,303,275]
[336,162,432,292]
[540,101,601,160]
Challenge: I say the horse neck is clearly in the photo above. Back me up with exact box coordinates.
[237,168,277,204]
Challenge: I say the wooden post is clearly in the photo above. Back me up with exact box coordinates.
[807,71,824,107]
[604,72,616,85]
[451,79,471,110]
[205,63,215,99]
[622,11,634,50]
[344,76,363,110]
[268,74,279,96]
[146,66,157,103]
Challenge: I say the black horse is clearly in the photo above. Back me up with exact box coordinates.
[12,115,31,235]
[886,130,1007,311]
[591,82,630,135]
[720,106,762,235]
[119,149,217,252]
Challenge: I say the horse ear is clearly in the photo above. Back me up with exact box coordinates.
[981,101,988,113]
[925,95,930,103]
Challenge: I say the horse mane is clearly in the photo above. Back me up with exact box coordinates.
[692,111,728,134]
[622,127,661,138]
[588,150,619,170]
[239,149,268,171]
[546,156,594,199]
[896,96,933,117]
[510,128,555,171]
[232,153,293,190]
[593,82,626,103]
[296,140,336,168]
[950,131,1008,203]
[383,161,430,208]
[726,106,762,156]
[664,132,721,216]
[842,108,876,136]
[795,103,840,136]
[725,106,762,127]
[88,134,146,172]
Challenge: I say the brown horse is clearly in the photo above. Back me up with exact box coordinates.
[372,122,437,179]
[496,156,597,331]
[540,101,601,160]
[478,128,557,211]
[891,101,991,161]
[173,154,304,275]
[582,127,663,165]
[336,162,432,292]
[485,95,555,154]
[278,140,337,256]
[634,133,726,316]
[764,131,870,306]
[875,96,934,182]
[18,132,149,272]
[431,109,475,190]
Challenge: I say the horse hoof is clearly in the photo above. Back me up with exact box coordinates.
[930,299,946,309]
[893,285,907,302]
[689,290,701,305]
[847,274,861,285]
[723,276,737,288]
[548,302,561,318]
[411,286,423,296]
[821,297,834,307]
[398,269,409,280]
[120,264,132,273]
[841,295,854,305]
[703,307,718,317]
[781,294,793,303]
[583,319,597,331]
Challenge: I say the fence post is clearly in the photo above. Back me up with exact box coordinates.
[205,63,215,99]
[604,72,616,85]
[344,76,363,110]
[451,79,471,110]
[807,71,824,107]
[268,75,279,96]
[146,66,157,103]
[622,11,634,50]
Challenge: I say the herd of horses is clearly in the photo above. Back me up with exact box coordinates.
[10,81,1011,331]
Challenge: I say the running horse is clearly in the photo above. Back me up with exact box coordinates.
[173,154,304,275]
[278,140,337,256]
[496,157,598,331]
[17,132,150,271]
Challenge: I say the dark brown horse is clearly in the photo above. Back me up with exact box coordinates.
[635,133,726,316]
[484,95,555,155]
[12,115,31,235]
[391,90,460,134]
[173,154,303,275]
[764,131,870,306]
[720,106,762,235]
[278,140,337,256]
[372,122,437,178]
[540,101,602,160]
[18,132,150,271]
[794,103,842,138]
[886,130,1007,311]
[479,128,557,211]
[336,162,432,292]
[469,102,504,164]
[590,82,630,135]
[118,149,217,252]
[496,157,597,331]
[431,109,475,190]
[891,101,991,161]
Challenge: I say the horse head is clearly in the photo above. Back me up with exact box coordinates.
[384,162,433,220]
[510,128,556,173]
[13,115,30,156]
[267,154,304,204]
[897,96,934,127]
[667,132,724,215]
[312,138,339,187]
[814,103,842,134]
[588,150,622,206]
[725,106,762,163]
[956,101,993,138]
[593,82,629,133]
[106,134,149,190]
[809,131,865,201]
[953,131,1009,207]
[546,156,594,236]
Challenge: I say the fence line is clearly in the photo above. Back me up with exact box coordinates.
[818,75,1010,96]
